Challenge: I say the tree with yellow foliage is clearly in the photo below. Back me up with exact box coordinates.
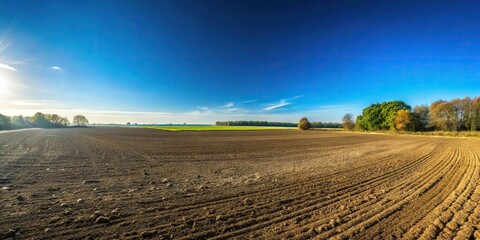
[395,109,412,131]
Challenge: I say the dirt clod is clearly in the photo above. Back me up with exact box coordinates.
[3,229,16,239]
[140,230,157,238]
[16,195,24,201]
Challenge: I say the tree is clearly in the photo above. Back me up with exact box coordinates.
[451,98,465,131]
[11,115,26,128]
[355,115,365,131]
[73,115,89,126]
[359,101,411,131]
[361,103,383,131]
[380,101,411,130]
[342,113,355,131]
[412,105,429,131]
[429,100,455,131]
[298,117,311,130]
[31,112,50,127]
[471,97,480,131]
[0,114,11,130]
[461,97,473,131]
[395,110,412,131]
[46,114,69,127]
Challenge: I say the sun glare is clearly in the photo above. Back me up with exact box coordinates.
[0,73,12,98]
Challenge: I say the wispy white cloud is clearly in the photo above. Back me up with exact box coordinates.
[0,40,12,52]
[291,95,304,100]
[0,62,17,71]
[198,103,245,114]
[264,100,291,111]
[311,104,361,113]
[223,102,234,108]
[263,95,304,111]
[241,99,257,104]
[51,66,63,70]
[198,106,210,111]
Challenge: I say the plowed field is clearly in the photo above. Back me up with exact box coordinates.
[1,127,480,239]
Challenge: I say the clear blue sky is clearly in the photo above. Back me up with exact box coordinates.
[1,0,479,123]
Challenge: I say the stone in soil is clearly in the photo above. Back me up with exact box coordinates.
[161,178,170,183]
[82,179,99,184]
[93,211,103,218]
[95,216,111,224]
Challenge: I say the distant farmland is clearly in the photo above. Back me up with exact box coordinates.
[141,125,296,131]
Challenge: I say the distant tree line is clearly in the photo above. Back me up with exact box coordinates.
[0,112,89,130]
[310,121,342,128]
[352,96,480,132]
[216,121,297,127]
[215,120,342,128]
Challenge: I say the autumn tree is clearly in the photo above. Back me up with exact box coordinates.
[412,105,429,131]
[395,110,412,131]
[73,115,89,126]
[470,97,480,131]
[298,117,311,130]
[342,113,355,131]
[429,100,455,131]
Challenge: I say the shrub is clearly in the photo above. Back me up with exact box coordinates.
[298,117,311,130]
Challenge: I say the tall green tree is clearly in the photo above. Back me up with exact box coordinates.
[359,101,411,131]
[380,101,411,130]
[361,103,383,131]
[355,115,365,131]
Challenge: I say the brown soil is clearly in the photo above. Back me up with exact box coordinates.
[1,127,480,239]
